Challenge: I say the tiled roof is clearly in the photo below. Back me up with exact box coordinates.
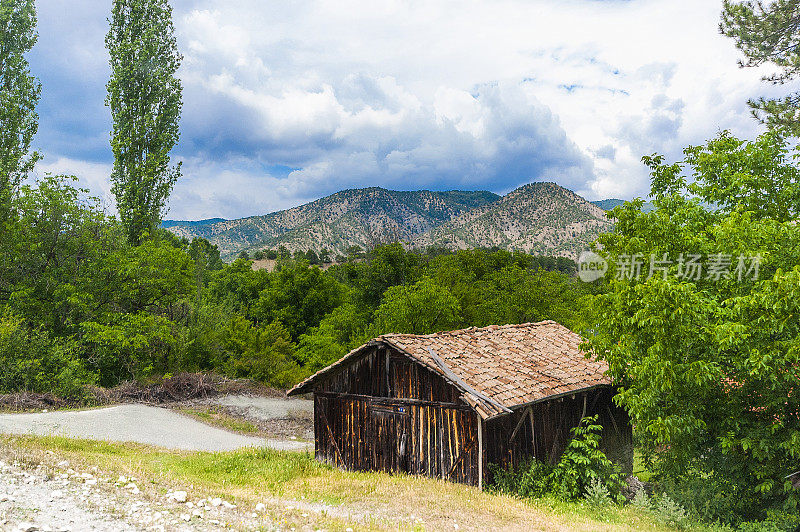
[288,321,611,419]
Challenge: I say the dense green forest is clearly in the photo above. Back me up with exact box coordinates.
[0,175,590,396]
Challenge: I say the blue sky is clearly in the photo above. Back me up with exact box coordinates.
[30,0,790,220]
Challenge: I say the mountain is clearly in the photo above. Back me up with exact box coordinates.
[166,183,613,260]
[165,188,500,258]
[161,218,226,229]
[592,198,655,213]
[412,182,610,258]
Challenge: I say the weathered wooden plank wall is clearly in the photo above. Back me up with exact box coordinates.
[313,345,481,485]
[483,387,633,479]
[318,345,461,403]
[314,392,480,484]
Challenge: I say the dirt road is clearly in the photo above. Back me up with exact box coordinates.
[0,402,312,453]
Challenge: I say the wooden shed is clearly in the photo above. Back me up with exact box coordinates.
[288,321,632,488]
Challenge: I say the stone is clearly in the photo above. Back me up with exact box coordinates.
[172,490,187,503]
[255,503,266,512]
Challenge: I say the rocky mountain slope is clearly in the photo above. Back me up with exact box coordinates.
[166,188,499,258]
[413,182,610,258]
[166,183,612,260]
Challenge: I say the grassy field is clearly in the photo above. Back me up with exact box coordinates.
[0,435,711,531]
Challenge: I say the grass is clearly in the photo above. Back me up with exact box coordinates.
[1,434,705,531]
[176,406,260,435]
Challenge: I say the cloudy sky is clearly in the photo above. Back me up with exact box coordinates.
[30,0,792,220]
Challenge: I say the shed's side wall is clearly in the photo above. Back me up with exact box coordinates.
[484,387,633,476]
[313,345,481,485]
[317,345,461,404]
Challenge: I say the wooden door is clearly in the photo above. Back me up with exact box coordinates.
[370,401,411,474]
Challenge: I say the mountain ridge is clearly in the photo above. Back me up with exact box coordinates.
[166,188,500,258]
[165,183,613,260]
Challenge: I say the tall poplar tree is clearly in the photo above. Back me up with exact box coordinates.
[106,0,182,245]
[0,0,41,221]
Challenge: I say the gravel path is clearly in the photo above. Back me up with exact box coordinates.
[0,404,311,452]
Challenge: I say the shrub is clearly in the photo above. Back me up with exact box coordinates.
[584,477,612,506]
[489,458,554,499]
[81,312,177,385]
[631,489,652,511]
[549,415,625,501]
[489,415,624,503]
[652,494,689,529]
[0,315,96,400]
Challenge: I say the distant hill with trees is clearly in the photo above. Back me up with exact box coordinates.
[165,183,616,260]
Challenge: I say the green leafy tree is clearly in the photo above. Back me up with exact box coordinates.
[294,302,372,370]
[218,317,302,387]
[207,258,270,318]
[106,0,182,245]
[0,314,96,398]
[254,259,344,340]
[0,0,40,220]
[1,175,113,334]
[305,249,320,265]
[374,277,460,335]
[82,312,177,384]
[721,1,800,133]
[548,416,624,502]
[187,237,223,298]
[586,131,800,523]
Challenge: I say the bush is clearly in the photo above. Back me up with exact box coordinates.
[549,415,625,501]
[489,458,554,499]
[217,318,307,388]
[652,494,689,529]
[584,477,612,506]
[489,415,624,503]
[0,315,96,400]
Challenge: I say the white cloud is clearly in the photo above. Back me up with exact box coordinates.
[32,0,800,219]
[35,156,116,214]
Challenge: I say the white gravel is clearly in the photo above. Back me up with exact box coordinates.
[0,404,311,452]
[0,456,273,531]
[0,458,144,531]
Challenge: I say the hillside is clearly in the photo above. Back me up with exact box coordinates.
[592,198,655,213]
[165,183,614,260]
[165,188,499,258]
[161,217,226,229]
[413,182,610,258]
